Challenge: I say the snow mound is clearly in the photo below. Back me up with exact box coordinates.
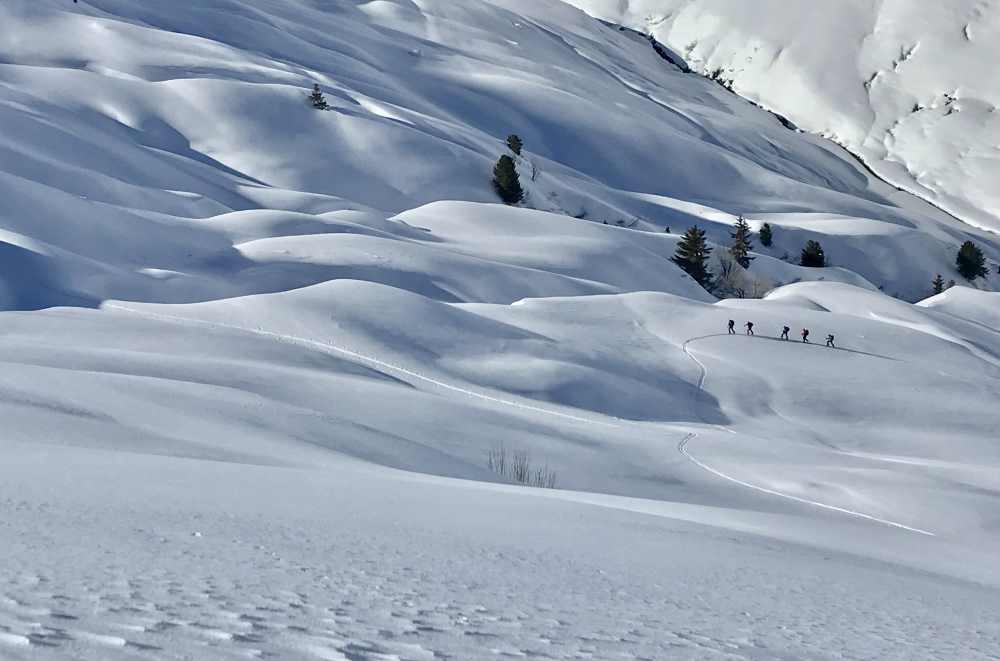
[918,285,1000,330]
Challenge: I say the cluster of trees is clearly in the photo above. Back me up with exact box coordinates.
[931,241,990,294]
[480,125,993,295]
[493,134,526,205]
[307,102,996,293]
[673,220,992,298]
[671,218,829,297]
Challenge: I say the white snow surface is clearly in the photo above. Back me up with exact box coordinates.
[1,1,1000,660]
[565,0,1000,233]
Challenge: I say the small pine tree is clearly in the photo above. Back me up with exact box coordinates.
[931,273,945,295]
[956,241,988,281]
[506,134,524,156]
[800,240,826,268]
[492,155,524,205]
[309,83,329,110]
[672,225,714,291]
[759,222,773,247]
[729,215,755,269]
[947,279,956,290]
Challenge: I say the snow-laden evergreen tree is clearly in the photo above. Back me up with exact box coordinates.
[672,226,714,291]
[956,241,988,281]
[800,240,826,267]
[310,83,329,110]
[492,155,524,205]
[506,134,524,156]
[759,222,773,247]
[729,215,755,269]
[932,273,945,295]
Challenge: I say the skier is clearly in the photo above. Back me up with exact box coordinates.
[780,326,790,341]
[801,328,810,343]
[745,321,754,336]
[826,334,835,348]
[727,319,736,335]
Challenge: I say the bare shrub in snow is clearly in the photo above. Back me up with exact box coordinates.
[714,253,774,299]
[487,445,557,489]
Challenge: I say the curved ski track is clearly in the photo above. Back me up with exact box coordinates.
[680,335,934,536]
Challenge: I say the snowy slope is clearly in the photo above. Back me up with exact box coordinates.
[564,0,1000,232]
[2,276,1000,658]
[1,1,1000,659]
[2,0,998,304]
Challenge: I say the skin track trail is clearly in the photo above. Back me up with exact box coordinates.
[680,335,935,536]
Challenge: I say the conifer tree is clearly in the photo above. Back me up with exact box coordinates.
[492,155,524,205]
[729,215,755,269]
[759,222,773,247]
[956,241,988,281]
[672,225,714,291]
[310,83,329,110]
[506,134,524,156]
[800,240,826,268]
[932,273,945,295]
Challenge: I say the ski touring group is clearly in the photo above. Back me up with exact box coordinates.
[728,319,835,348]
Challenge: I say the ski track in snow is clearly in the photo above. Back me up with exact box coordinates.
[680,335,936,537]
[106,304,934,536]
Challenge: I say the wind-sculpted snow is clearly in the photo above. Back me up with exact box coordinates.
[1,1,1000,659]
[566,0,1000,233]
[1,0,997,306]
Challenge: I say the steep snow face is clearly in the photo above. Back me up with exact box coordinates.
[564,0,1000,233]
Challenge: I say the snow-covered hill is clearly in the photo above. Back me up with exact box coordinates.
[2,0,998,306]
[2,1,1000,659]
[565,0,1000,233]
